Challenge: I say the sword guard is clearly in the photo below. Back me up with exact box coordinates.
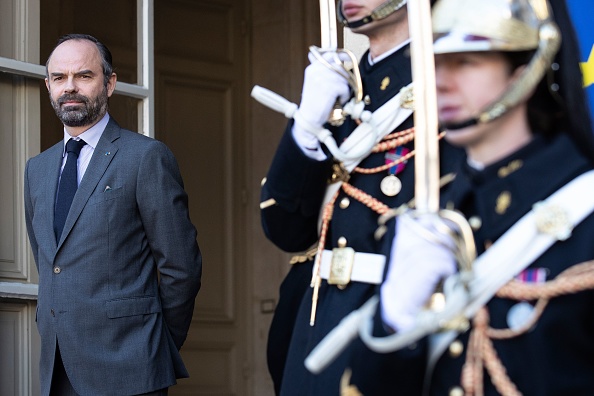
[329,98,346,126]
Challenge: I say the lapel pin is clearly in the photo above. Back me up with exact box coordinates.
[104,185,112,192]
[105,151,111,156]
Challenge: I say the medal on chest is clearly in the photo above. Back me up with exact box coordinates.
[506,268,548,330]
[380,175,402,197]
[381,146,409,197]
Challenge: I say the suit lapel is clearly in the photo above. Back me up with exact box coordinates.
[56,119,121,248]
[45,142,66,248]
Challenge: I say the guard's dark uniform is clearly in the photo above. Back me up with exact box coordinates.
[431,133,594,395]
[350,133,594,395]
[261,44,463,395]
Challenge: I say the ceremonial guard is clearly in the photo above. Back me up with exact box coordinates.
[256,0,461,394]
[340,0,594,394]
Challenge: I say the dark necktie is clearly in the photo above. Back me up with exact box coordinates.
[54,139,87,241]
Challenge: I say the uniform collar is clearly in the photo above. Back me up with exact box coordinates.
[445,133,593,247]
[367,39,411,65]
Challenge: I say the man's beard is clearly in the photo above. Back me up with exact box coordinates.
[50,88,108,127]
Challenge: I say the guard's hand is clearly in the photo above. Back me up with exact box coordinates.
[381,213,458,332]
[292,52,351,151]
[299,51,351,127]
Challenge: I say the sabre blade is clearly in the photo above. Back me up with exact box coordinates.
[320,0,338,49]
[409,0,440,213]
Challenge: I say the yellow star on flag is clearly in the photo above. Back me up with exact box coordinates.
[580,44,594,88]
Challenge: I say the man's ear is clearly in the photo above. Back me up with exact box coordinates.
[107,73,117,97]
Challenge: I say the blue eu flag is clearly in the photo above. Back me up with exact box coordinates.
[567,0,594,117]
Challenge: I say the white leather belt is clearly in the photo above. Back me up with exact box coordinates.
[318,249,386,285]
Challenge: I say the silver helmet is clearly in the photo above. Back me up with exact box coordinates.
[337,0,407,29]
[432,0,561,129]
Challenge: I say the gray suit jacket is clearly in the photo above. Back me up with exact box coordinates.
[24,118,202,395]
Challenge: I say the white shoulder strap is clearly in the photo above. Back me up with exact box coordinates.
[429,169,594,364]
[340,84,414,170]
[317,84,414,231]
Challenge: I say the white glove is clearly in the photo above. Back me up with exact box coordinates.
[381,213,458,332]
[292,51,351,155]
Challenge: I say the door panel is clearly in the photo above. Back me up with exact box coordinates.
[154,1,249,394]
[28,0,320,395]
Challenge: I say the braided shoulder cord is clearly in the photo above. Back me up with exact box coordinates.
[462,260,594,396]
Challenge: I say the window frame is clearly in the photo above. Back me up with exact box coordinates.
[0,0,154,300]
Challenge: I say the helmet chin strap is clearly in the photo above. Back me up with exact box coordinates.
[440,117,478,131]
[338,0,407,29]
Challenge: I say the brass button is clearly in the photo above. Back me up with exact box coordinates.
[449,386,464,396]
[449,340,464,358]
[468,216,482,231]
[53,266,61,274]
[339,197,350,209]
[427,292,446,312]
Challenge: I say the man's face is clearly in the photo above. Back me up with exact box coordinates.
[45,40,116,130]
[340,0,406,35]
[340,0,387,22]
[435,51,516,148]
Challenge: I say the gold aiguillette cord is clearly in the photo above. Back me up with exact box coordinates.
[310,191,338,325]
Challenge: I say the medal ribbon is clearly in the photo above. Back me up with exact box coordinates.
[385,146,410,175]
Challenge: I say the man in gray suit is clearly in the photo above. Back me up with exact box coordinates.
[24,34,202,395]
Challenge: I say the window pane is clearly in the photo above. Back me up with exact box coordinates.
[39,0,141,150]
[40,0,138,84]
[0,1,14,58]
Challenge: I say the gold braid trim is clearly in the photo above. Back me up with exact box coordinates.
[309,190,339,325]
[342,182,390,215]
[462,260,594,396]
[309,129,415,324]
[370,127,415,153]
[354,149,416,174]
[309,128,443,322]
[289,246,319,265]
